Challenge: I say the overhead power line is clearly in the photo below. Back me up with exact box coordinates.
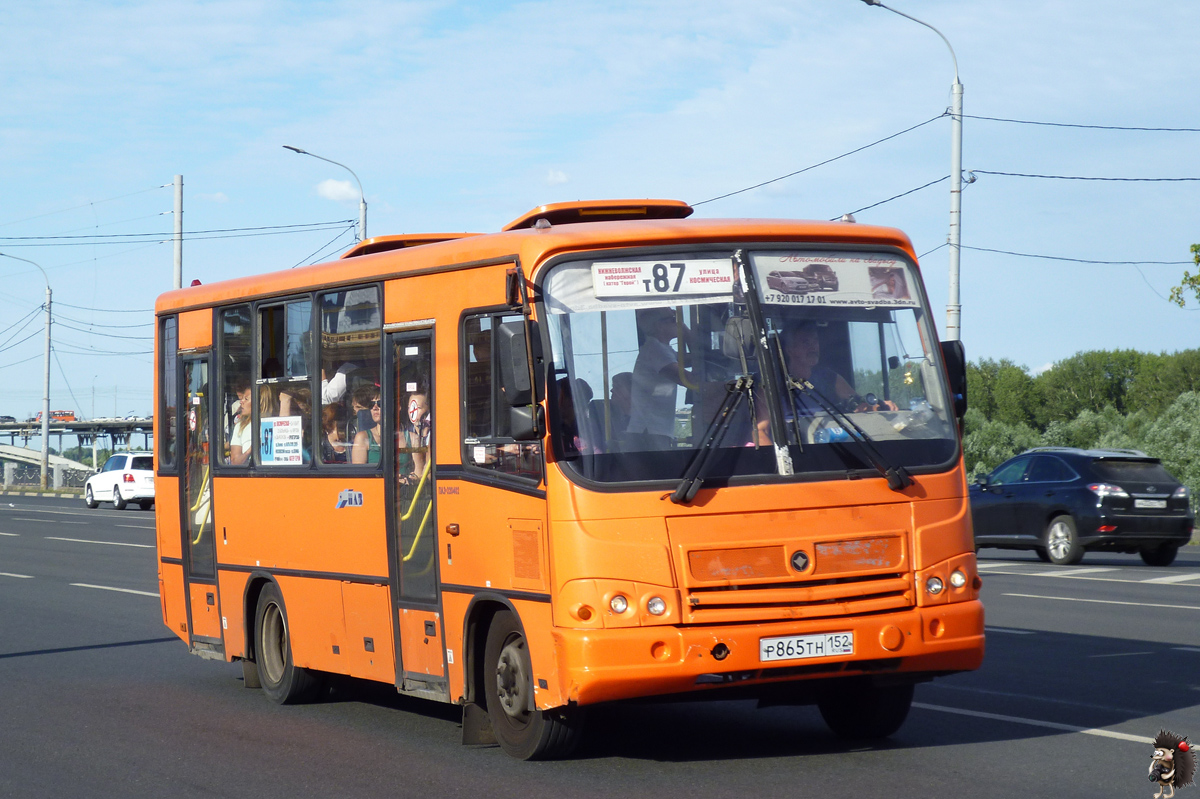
[961,114,1200,133]
[693,113,947,206]
[0,184,169,229]
[973,170,1200,182]
[834,175,949,220]
[0,219,356,245]
[962,245,1192,265]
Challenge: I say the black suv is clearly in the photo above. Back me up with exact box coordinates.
[970,447,1194,566]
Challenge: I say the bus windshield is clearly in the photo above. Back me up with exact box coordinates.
[542,247,958,485]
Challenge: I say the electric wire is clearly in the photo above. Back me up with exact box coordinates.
[833,175,949,220]
[54,320,152,340]
[0,306,43,339]
[54,313,153,329]
[960,114,1200,133]
[52,349,85,420]
[692,113,947,206]
[56,302,153,313]
[0,219,356,243]
[293,223,357,268]
[0,184,169,229]
[973,170,1200,182]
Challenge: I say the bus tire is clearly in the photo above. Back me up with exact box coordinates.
[818,681,913,740]
[254,582,322,704]
[483,610,583,760]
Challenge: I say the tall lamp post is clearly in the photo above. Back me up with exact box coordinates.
[860,0,963,341]
[0,252,52,488]
[283,146,367,243]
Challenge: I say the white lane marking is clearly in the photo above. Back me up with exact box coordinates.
[913,702,1154,744]
[0,572,34,579]
[13,518,85,524]
[1173,647,1200,653]
[984,570,1200,588]
[1143,573,1200,584]
[1040,568,1118,577]
[1088,651,1154,658]
[45,537,154,549]
[70,583,159,597]
[984,626,1035,635]
[1004,593,1200,611]
[975,562,1009,570]
[0,532,18,536]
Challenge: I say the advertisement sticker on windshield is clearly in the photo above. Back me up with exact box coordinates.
[592,259,733,298]
[755,254,919,308]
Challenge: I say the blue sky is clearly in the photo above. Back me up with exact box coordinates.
[1,0,1197,419]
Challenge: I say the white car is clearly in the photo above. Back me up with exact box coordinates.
[84,452,155,510]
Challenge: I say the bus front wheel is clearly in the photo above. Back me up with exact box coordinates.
[483,610,583,760]
[254,583,323,704]
[818,680,914,740]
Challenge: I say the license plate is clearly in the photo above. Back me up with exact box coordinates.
[760,631,854,663]
[1135,499,1167,509]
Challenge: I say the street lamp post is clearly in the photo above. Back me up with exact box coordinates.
[283,146,367,242]
[860,0,963,341]
[0,252,52,488]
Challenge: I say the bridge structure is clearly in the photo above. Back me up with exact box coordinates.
[0,419,154,488]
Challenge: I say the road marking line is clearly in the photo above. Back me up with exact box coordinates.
[983,570,1200,588]
[984,626,1035,635]
[913,702,1153,744]
[115,525,155,530]
[1088,651,1153,658]
[1040,568,1118,577]
[70,583,158,597]
[1004,592,1200,611]
[0,532,18,536]
[0,572,34,579]
[14,518,85,524]
[974,562,1008,570]
[1143,573,1200,584]
[45,537,154,549]
[1172,647,1200,653]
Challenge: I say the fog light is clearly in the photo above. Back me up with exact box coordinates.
[925,576,944,595]
[949,570,967,589]
[647,596,666,616]
[609,595,629,614]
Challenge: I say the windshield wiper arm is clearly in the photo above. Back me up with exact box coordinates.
[670,375,753,505]
[789,378,913,492]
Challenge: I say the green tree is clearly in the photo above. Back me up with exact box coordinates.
[1033,350,1143,425]
[1168,244,1200,307]
[966,358,1038,426]
[1127,349,1200,418]
[962,407,1041,479]
[1139,392,1200,510]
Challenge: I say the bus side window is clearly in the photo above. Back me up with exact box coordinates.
[259,298,314,466]
[317,287,381,466]
[462,313,541,479]
[220,304,253,467]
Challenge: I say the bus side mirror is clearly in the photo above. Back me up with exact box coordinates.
[496,320,535,406]
[940,339,968,418]
[508,406,543,441]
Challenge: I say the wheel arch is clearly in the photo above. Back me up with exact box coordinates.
[460,593,523,706]
[241,571,280,663]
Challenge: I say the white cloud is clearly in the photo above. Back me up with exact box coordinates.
[316,179,359,203]
[197,192,228,202]
[546,169,568,185]
[1032,363,1054,376]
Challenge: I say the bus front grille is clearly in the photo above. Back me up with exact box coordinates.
[681,573,913,625]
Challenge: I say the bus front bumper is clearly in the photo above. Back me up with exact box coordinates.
[547,600,984,708]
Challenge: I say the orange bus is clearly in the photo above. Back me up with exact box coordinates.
[154,199,983,759]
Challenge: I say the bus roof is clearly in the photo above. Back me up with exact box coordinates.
[155,200,917,314]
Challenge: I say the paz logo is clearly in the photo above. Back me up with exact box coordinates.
[335,489,364,509]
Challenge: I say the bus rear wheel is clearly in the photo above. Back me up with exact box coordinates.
[483,610,583,760]
[818,680,914,740]
[254,583,323,704]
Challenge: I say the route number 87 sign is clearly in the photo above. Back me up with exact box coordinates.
[592,259,733,298]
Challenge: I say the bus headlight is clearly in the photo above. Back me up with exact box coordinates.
[949,569,967,589]
[925,576,944,595]
[647,596,667,616]
[609,595,629,614]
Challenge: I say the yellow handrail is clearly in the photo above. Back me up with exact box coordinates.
[189,462,211,545]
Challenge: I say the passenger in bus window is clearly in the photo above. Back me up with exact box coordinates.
[626,308,693,448]
[321,361,357,404]
[351,387,383,465]
[405,388,431,481]
[320,404,348,464]
[228,379,254,465]
[606,371,632,436]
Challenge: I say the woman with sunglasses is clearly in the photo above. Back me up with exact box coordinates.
[351,386,384,465]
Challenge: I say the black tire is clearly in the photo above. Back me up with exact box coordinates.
[112,487,127,511]
[1035,547,1051,563]
[1140,543,1180,567]
[483,610,583,760]
[254,582,323,704]
[818,681,914,740]
[139,500,153,511]
[1044,515,1083,565]
[84,486,99,509]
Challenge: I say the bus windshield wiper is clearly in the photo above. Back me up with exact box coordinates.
[787,377,913,491]
[670,375,753,505]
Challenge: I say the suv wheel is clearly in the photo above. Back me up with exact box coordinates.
[1140,543,1179,567]
[1044,515,1083,565]
[84,486,99,509]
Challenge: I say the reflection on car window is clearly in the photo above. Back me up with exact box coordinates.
[990,458,1028,485]
[1028,455,1075,483]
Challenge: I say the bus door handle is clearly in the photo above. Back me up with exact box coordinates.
[446,523,460,537]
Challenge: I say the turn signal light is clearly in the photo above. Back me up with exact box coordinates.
[123,473,135,483]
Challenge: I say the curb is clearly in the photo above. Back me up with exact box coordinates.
[0,490,84,498]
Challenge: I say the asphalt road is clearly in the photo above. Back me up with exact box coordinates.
[2,495,1198,798]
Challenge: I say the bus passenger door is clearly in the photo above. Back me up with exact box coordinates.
[388,330,447,699]
[180,355,221,648]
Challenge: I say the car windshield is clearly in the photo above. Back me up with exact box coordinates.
[131,456,153,471]
[541,247,958,485]
[1092,459,1176,484]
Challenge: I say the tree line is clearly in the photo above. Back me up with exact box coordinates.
[963,349,1200,504]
